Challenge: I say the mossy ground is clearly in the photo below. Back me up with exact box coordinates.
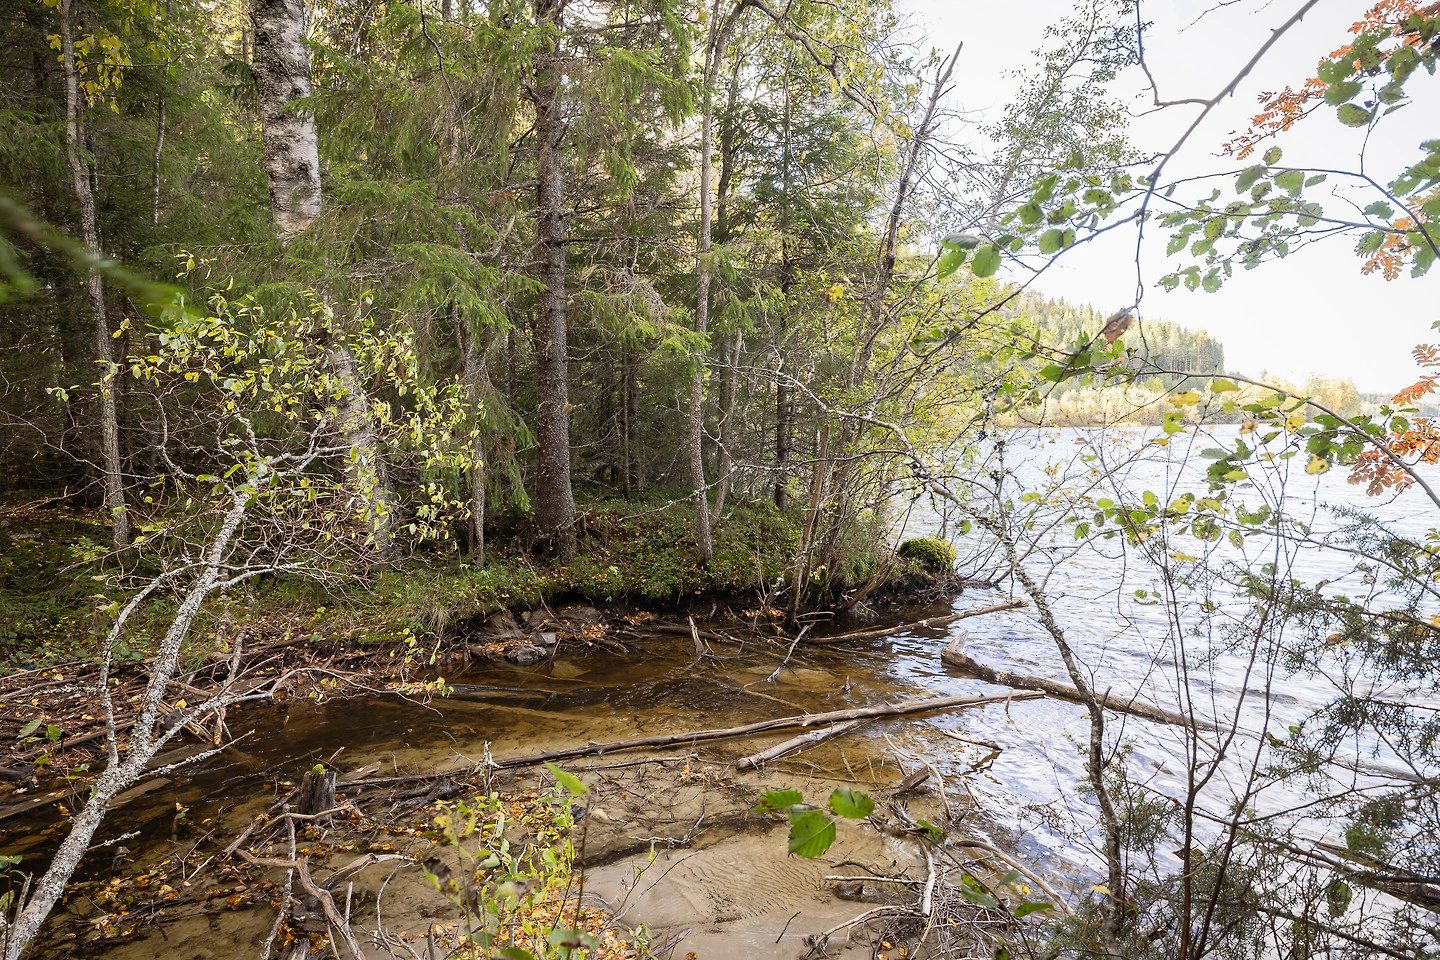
[1,494,926,672]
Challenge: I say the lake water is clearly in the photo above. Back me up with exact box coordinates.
[891,425,1440,874]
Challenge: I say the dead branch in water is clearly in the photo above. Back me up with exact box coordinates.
[944,649,1423,784]
[734,719,868,770]
[804,600,1027,646]
[486,690,1044,769]
[941,648,1205,730]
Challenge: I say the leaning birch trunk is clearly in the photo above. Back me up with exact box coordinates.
[250,0,394,556]
[530,0,578,560]
[0,491,254,960]
[58,0,129,553]
[326,338,394,555]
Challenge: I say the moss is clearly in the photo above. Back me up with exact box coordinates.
[897,537,957,574]
[0,495,906,666]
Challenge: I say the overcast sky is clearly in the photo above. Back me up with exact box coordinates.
[896,0,1438,392]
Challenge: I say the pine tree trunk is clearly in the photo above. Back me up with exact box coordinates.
[58,0,129,552]
[712,61,741,516]
[773,67,794,511]
[687,18,727,565]
[529,0,577,560]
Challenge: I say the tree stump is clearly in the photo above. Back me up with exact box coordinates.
[296,764,336,818]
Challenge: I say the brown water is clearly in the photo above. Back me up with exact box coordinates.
[9,604,1018,959]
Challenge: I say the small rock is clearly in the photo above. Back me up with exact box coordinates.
[505,643,548,666]
[533,629,559,647]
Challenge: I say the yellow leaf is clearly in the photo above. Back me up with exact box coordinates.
[1284,411,1306,432]
[1305,456,1329,475]
[1170,390,1202,407]
[1240,419,1257,434]
[173,698,187,710]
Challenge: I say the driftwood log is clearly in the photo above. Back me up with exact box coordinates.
[490,690,1044,769]
[734,719,868,770]
[943,648,1424,785]
[805,600,1028,646]
[940,648,1208,730]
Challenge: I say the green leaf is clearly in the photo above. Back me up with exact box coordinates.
[1337,103,1373,127]
[915,818,945,843]
[1212,378,1239,392]
[544,762,588,797]
[1234,165,1266,192]
[499,950,536,960]
[1274,170,1304,194]
[1323,79,1362,105]
[957,874,999,909]
[1038,229,1065,255]
[937,246,968,279]
[787,808,837,857]
[828,787,874,819]
[1326,879,1353,918]
[1263,146,1283,165]
[1014,900,1054,918]
[971,244,1001,277]
[755,789,804,813]
[18,719,41,738]
[1017,201,1043,225]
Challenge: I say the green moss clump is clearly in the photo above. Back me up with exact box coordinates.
[897,537,957,574]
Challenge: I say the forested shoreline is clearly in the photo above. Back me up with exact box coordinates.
[4,0,1440,958]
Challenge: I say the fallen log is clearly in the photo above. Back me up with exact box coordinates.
[943,649,1425,785]
[490,690,1043,769]
[805,600,1028,646]
[940,648,1206,730]
[735,719,868,770]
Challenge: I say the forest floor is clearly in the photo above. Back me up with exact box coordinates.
[0,496,1026,959]
[0,582,1036,960]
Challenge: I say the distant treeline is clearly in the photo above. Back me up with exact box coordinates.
[1013,293,1226,381]
[1005,293,1374,425]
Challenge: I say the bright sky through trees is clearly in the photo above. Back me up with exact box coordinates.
[901,0,1437,392]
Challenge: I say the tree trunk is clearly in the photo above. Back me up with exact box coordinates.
[773,68,794,511]
[714,328,741,514]
[529,0,577,560]
[249,0,322,236]
[687,4,739,565]
[151,97,165,226]
[459,321,490,563]
[712,59,742,516]
[622,345,638,498]
[58,0,129,552]
[251,0,394,557]
[326,339,394,556]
